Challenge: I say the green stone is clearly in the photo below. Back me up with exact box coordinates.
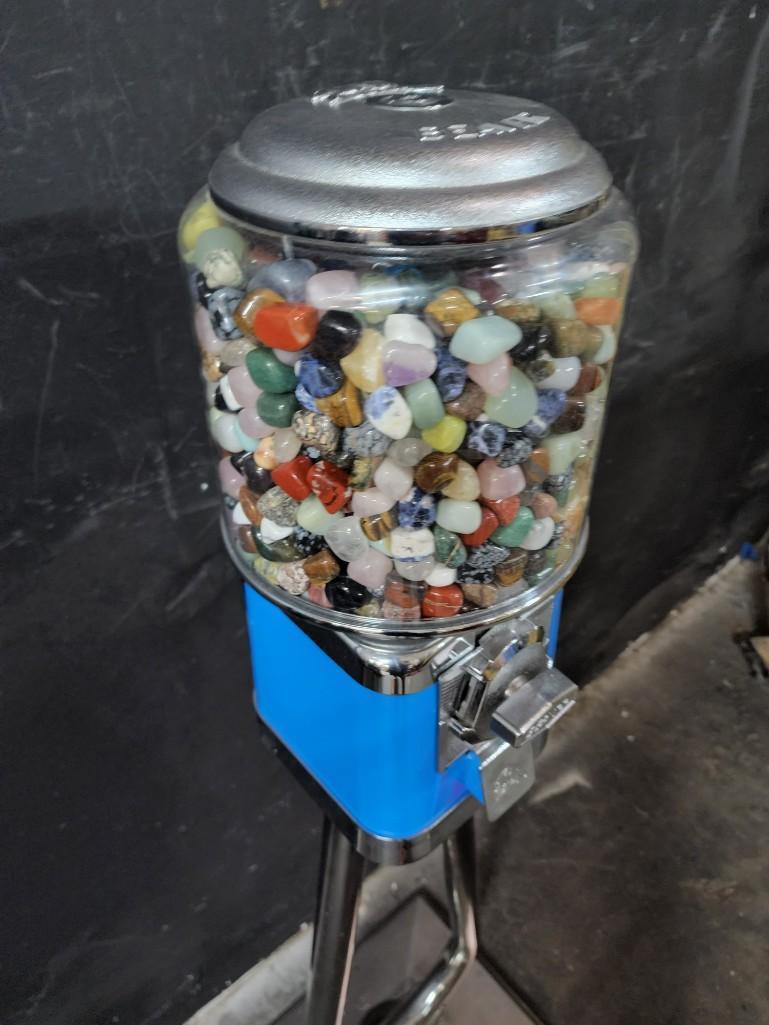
[254,531,302,563]
[491,507,535,548]
[433,525,467,568]
[257,391,300,428]
[543,432,583,475]
[483,369,538,428]
[449,315,521,365]
[581,273,622,298]
[245,346,297,393]
[403,379,445,429]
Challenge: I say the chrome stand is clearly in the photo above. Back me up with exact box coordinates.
[304,817,478,1025]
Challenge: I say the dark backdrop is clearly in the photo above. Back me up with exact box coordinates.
[2,1,769,1023]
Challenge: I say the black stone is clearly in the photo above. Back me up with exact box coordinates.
[466,541,509,570]
[230,453,273,495]
[213,386,229,411]
[325,576,370,611]
[457,562,495,584]
[310,310,362,361]
[512,322,553,363]
[293,527,326,557]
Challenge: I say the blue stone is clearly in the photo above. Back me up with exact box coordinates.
[536,388,567,424]
[434,346,467,401]
[248,258,317,301]
[398,486,436,529]
[497,431,534,467]
[208,287,245,340]
[297,355,344,398]
[294,382,319,412]
[466,420,507,457]
[342,422,391,456]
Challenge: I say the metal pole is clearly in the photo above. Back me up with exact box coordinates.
[380,816,478,1025]
[304,817,366,1025]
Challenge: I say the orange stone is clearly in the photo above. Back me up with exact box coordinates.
[460,506,499,547]
[422,584,463,618]
[573,297,622,326]
[482,494,521,525]
[234,288,284,335]
[524,448,550,486]
[238,486,264,526]
[254,302,319,351]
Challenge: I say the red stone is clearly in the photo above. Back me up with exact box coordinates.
[384,574,421,609]
[482,494,521,526]
[570,363,602,396]
[271,455,313,501]
[422,584,463,618]
[254,303,319,351]
[307,460,350,513]
[460,507,499,547]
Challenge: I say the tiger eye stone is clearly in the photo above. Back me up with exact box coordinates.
[494,548,528,585]
[238,486,264,526]
[414,452,460,494]
[303,548,341,584]
[424,288,480,336]
[234,288,284,335]
[316,377,364,427]
[360,508,396,541]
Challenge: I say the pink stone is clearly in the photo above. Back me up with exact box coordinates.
[195,305,226,354]
[347,548,393,590]
[227,364,262,407]
[275,348,303,366]
[305,270,360,311]
[467,353,512,397]
[531,492,558,519]
[373,457,413,501]
[237,406,274,439]
[351,488,394,517]
[218,457,245,499]
[307,584,333,608]
[477,459,526,500]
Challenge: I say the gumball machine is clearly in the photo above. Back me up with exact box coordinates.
[179,83,637,1025]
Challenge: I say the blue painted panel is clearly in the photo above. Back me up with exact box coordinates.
[244,585,474,839]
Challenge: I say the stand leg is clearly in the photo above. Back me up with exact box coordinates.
[380,816,478,1025]
[304,817,366,1025]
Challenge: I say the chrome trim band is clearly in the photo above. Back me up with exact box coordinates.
[208,190,610,250]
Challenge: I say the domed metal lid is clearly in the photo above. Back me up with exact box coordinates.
[209,82,612,246]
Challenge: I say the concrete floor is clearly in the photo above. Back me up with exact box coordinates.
[187,556,769,1025]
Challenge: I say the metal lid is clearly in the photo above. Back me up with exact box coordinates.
[209,82,612,246]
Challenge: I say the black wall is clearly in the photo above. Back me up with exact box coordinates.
[3,2,769,1023]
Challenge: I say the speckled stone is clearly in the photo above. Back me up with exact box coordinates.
[497,431,534,467]
[466,420,507,458]
[433,525,468,568]
[276,562,311,595]
[551,397,587,433]
[343,422,391,457]
[398,486,437,529]
[303,548,341,583]
[292,410,340,453]
[460,582,499,608]
[425,288,480,336]
[257,487,300,527]
[293,527,326,557]
[466,541,509,570]
[434,346,468,401]
[444,381,487,421]
[457,562,496,585]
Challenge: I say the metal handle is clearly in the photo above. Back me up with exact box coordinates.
[491,666,577,748]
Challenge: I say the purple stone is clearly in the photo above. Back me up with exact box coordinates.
[383,340,437,387]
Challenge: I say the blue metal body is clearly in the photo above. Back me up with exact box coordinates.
[245,584,562,841]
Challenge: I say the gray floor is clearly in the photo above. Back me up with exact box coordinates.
[187,556,769,1025]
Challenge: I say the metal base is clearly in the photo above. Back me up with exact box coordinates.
[279,895,543,1025]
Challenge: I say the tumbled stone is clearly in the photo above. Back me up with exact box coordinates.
[466,353,512,397]
[310,309,362,361]
[390,526,435,561]
[484,369,538,428]
[293,527,326,557]
[397,487,436,529]
[257,391,299,428]
[433,525,468,568]
[422,584,463,618]
[466,541,509,570]
[421,415,467,454]
[491,507,535,548]
[383,340,437,386]
[325,576,370,611]
[460,582,499,608]
[234,288,284,335]
[459,506,499,546]
[573,297,623,326]
[457,562,495,584]
[249,258,316,302]
[520,516,555,550]
[292,410,339,453]
[351,488,393,518]
[339,329,386,392]
[511,322,552,363]
[238,524,259,554]
[425,563,457,587]
[296,495,342,535]
[307,460,350,513]
[254,530,302,563]
[538,356,581,391]
[343,422,391,457]
[442,460,480,501]
[254,303,318,351]
[551,397,586,434]
[364,386,413,440]
[306,270,360,311]
[434,346,467,401]
[257,487,300,526]
[384,313,436,349]
[450,316,521,365]
[237,485,263,526]
[349,456,382,491]
[348,548,393,590]
[524,447,550,486]
[425,288,480,336]
[494,299,541,326]
[383,573,422,610]
[531,492,558,519]
[388,436,432,467]
[360,508,396,541]
[497,431,534,467]
[276,562,310,595]
[403,379,445,430]
[316,378,364,428]
[483,494,521,525]
[296,355,344,398]
[414,452,459,494]
[445,381,486,421]
[374,457,414,501]
[477,460,525,500]
[466,420,507,458]
[436,499,482,535]
[271,455,313,501]
[570,363,603,396]
[245,346,297,393]
[494,548,528,585]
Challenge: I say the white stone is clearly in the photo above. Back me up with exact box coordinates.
[390,527,435,561]
[384,313,436,349]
